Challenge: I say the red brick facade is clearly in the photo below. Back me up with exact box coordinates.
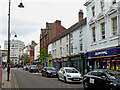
[40,20,66,52]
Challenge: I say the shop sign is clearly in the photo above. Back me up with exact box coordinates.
[87,47,119,58]
[57,58,61,62]
[63,57,67,61]
[71,57,80,60]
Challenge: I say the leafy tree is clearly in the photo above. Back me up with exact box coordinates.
[20,54,30,64]
[37,48,51,63]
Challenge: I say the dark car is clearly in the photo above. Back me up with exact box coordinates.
[42,67,57,77]
[29,65,39,73]
[83,69,120,90]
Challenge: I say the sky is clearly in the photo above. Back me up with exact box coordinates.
[0,0,86,49]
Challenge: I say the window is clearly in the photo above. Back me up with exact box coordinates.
[112,0,116,4]
[53,50,54,56]
[66,45,68,53]
[92,27,96,42]
[60,47,62,55]
[100,22,105,39]
[55,42,56,47]
[70,33,73,40]
[71,43,73,53]
[55,49,56,56]
[79,39,83,51]
[66,35,68,42]
[100,0,105,11]
[92,6,95,17]
[112,17,117,36]
[60,39,62,45]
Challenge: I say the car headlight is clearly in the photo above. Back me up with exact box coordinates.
[67,75,71,77]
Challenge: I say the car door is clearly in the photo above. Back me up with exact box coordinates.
[61,69,65,80]
[89,71,100,88]
[58,68,63,79]
[96,72,108,89]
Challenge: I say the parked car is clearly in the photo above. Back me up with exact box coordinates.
[42,67,57,77]
[23,65,26,70]
[83,69,120,90]
[28,65,39,73]
[57,67,82,83]
[26,65,30,71]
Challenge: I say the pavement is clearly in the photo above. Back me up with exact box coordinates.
[1,68,11,89]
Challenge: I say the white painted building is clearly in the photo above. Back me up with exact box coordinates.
[84,0,120,52]
[70,18,87,55]
[84,0,120,70]
[4,40,25,65]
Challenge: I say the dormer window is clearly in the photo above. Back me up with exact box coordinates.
[92,6,95,17]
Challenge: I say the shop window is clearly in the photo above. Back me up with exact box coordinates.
[116,60,120,70]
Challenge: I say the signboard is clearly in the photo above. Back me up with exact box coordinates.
[63,57,68,61]
[87,47,120,58]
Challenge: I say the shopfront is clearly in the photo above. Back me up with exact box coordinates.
[69,55,82,72]
[57,58,62,70]
[87,47,120,71]
[62,57,68,67]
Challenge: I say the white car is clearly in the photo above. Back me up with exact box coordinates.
[57,67,82,83]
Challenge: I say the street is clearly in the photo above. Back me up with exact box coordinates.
[11,68,84,89]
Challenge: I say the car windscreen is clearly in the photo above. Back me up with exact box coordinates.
[31,65,38,68]
[107,71,120,79]
[46,68,56,71]
[65,68,78,73]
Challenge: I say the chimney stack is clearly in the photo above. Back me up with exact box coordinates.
[78,9,83,22]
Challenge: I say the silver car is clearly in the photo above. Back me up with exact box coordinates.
[57,67,82,83]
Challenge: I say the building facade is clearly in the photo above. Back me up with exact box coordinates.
[4,40,25,65]
[34,42,40,60]
[84,0,120,71]
[40,20,66,52]
[48,10,87,74]
[21,41,37,65]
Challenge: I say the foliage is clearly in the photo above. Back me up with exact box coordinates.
[20,54,30,64]
[37,48,51,63]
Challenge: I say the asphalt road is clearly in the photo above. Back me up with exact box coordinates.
[11,68,84,89]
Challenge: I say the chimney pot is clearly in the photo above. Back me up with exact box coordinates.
[78,9,84,22]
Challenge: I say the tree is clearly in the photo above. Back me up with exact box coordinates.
[37,48,51,64]
[20,54,30,64]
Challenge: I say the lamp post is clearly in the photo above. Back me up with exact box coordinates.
[7,0,24,81]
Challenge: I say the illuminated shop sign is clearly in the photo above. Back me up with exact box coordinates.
[87,47,120,58]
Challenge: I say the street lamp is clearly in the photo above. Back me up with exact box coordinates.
[7,0,24,81]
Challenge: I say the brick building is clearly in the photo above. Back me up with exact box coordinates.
[40,20,66,52]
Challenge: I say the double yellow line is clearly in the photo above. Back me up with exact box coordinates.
[12,70,19,90]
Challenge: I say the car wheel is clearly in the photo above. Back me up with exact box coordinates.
[109,86,115,90]
[84,82,89,90]
[58,75,60,81]
[46,73,48,77]
[64,77,67,83]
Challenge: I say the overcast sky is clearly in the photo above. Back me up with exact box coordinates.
[0,0,86,49]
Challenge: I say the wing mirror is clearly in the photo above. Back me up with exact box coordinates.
[63,71,65,74]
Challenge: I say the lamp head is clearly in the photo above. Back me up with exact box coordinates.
[18,3,24,8]
[14,35,17,37]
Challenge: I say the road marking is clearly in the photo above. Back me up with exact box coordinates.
[12,70,19,89]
